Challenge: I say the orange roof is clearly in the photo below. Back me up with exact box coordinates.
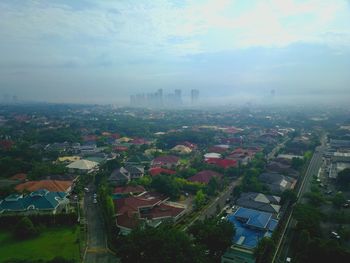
[15,180,73,192]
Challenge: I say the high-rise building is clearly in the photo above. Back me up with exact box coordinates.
[191,89,199,105]
[174,89,182,105]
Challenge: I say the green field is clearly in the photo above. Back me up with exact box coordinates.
[0,226,80,262]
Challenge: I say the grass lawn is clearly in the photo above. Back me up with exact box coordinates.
[0,226,80,262]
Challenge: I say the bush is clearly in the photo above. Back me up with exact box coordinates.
[13,217,39,239]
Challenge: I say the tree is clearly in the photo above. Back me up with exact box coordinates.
[337,168,350,188]
[254,237,276,263]
[305,191,324,206]
[294,230,311,262]
[332,192,346,208]
[189,218,235,261]
[281,189,297,205]
[13,217,38,239]
[151,175,180,199]
[294,204,321,237]
[206,176,220,196]
[117,225,206,263]
[291,157,304,171]
[194,190,206,209]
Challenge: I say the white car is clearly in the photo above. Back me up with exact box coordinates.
[93,198,97,204]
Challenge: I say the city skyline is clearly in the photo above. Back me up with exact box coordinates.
[0,0,350,105]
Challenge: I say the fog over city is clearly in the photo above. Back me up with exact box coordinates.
[1,0,350,106]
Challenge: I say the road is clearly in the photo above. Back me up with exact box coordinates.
[83,185,119,263]
[184,177,242,230]
[273,142,326,263]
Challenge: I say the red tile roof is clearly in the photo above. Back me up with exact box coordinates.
[116,212,139,229]
[9,173,27,181]
[111,133,120,139]
[83,135,98,142]
[131,138,148,145]
[114,146,128,152]
[206,158,237,169]
[141,203,185,220]
[208,146,228,153]
[114,185,146,195]
[114,195,162,215]
[149,167,176,177]
[188,170,223,184]
[0,140,14,150]
[15,180,73,192]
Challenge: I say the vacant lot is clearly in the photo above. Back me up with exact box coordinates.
[0,226,80,262]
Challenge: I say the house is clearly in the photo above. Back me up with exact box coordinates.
[259,173,296,193]
[171,145,192,155]
[208,145,230,153]
[79,143,99,155]
[204,152,222,160]
[0,189,69,215]
[188,170,223,184]
[221,246,255,263]
[57,156,81,164]
[236,192,281,215]
[9,173,27,182]
[266,160,299,178]
[15,180,73,193]
[206,158,237,169]
[114,192,186,235]
[66,159,99,174]
[227,147,260,166]
[114,185,146,198]
[151,155,180,169]
[131,138,149,145]
[108,165,145,186]
[221,207,279,263]
[149,167,176,177]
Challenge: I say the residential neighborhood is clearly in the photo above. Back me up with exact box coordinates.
[0,104,350,263]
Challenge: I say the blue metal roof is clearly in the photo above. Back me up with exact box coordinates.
[227,207,278,249]
[233,207,272,229]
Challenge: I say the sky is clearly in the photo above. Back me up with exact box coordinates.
[0,0,350,105]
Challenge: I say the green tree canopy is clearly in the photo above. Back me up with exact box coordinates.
[189,218,235,261]
[116,225,207,263]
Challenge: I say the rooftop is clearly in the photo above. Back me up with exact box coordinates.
[15,180,73,193]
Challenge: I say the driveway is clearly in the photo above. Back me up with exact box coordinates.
[83,185,119,263]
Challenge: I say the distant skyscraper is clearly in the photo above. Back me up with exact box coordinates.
[174,89,182,105]
[191,89,199,105]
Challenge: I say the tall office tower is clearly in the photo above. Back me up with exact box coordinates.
[130,95,136,106]
[191,89,199,105]
[157,89,163,107]
[174,89,182,105]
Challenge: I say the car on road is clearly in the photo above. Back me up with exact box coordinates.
[93,198,97,204]
[93,193,97,198]
[84,187,89,193]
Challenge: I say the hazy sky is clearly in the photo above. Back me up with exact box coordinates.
[0,0,350,105]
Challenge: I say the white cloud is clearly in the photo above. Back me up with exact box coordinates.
[0,0,349,67]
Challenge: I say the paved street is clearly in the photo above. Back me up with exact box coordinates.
[83,185,119,263]
[274,143,326,263]
[185,177,242,230]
